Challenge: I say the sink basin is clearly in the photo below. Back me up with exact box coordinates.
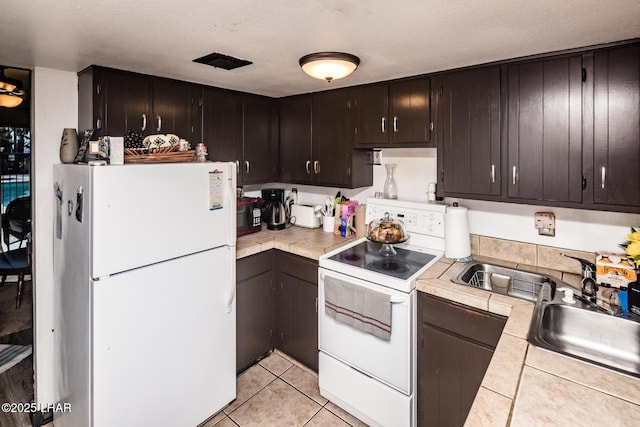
[452,262,559,302]
[528,288,640,378]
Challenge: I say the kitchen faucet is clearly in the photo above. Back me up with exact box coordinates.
[561,253,597,301]
[560,253,623,315]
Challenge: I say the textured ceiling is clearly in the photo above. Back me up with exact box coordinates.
[1,0,639,97]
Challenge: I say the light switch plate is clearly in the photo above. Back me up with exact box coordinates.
[534,212,555,236]
[373,150,382,165]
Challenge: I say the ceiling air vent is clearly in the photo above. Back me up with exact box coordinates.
[193,52,252,70]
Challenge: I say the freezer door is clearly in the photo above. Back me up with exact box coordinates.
[90,162,236,278]
[92,246,236,427]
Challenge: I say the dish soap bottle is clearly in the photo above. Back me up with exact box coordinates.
[383,163,398,199]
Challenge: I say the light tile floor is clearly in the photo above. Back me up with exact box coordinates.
[200,351,368,427]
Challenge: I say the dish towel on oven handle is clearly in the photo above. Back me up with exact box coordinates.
[324,276,392,340]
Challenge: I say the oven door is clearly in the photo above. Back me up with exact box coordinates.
[318,268,414,394]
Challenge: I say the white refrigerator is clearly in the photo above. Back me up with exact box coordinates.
[53,162,237,427]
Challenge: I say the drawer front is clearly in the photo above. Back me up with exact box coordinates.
[418,293,506,348]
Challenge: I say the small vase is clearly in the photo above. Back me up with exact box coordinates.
[383,163,398,199]
[60,128,79,164]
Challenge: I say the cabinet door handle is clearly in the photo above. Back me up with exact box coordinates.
[305,160,311,175]
[235,160,240,175]
[512,166,517,185]
[314,160,320,174]
[601,166,606,189]
[381,117,386,133]
[156,115,162,132]
[245,160,250,174]
[96,118,102,130]
[491,164,496,184]
[393,116,398,133]
[141,113,147,131]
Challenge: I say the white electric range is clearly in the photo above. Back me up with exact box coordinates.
[318,198,446,427]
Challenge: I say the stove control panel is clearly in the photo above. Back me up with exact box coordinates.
[366,199,446,238]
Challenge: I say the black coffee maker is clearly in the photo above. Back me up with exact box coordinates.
[261,189,287,230]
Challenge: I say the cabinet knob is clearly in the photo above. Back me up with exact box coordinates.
[305,160,311,175]
[245,160,250,174]
[141,113,147,132]
[235,160,240,175]
[156,115,162,132]
[96,118,102,130]
[313,160,320,175]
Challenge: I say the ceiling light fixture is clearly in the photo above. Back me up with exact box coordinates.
[0,67,24,108]
[299,52,360,82]
[0,94,23,108]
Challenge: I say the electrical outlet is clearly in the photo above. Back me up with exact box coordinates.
[534,212,555,236]
[373,150,382,165]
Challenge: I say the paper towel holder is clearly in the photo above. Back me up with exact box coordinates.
[445,202,473,263]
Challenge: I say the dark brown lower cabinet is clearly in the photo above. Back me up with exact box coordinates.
[236,250,318,373]
[236,251,275,373]
[277,252,319,372]
[417,293,506,427]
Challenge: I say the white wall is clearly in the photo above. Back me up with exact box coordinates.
[32,67,78,406]
[268,147,640,254]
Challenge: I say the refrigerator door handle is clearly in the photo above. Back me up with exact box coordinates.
[224,280,235,313]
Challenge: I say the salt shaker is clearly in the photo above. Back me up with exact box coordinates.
[195,143,207,162]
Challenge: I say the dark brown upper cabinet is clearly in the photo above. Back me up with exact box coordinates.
[350,78,432,148]
[279,95,313,184]
[389,78,432,144]
[591,44,640,209]
[78,66,197,140]
[278,90,372,188]
[202,89,276,186]
[505,56,584,204]
[151,78,199,138]
[78,67,151,138]
[349,83,388,148]
[242,94,278,184]
[201,87,243,167]
[312,89,360,187]
[436,66,501,198]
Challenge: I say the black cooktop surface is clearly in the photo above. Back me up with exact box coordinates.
[327,241,437,280]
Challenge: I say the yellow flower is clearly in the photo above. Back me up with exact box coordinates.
[626,241,640,258]
[627,231,640,243]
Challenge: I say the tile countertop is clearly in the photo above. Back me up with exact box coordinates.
[237,226,640,426]
[236,224,357,260]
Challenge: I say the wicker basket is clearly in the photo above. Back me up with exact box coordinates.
[124,148,195,164]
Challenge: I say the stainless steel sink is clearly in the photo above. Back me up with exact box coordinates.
[528,285,640,378]
[452,262,559,302]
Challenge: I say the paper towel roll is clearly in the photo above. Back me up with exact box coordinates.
[444,205,472,261]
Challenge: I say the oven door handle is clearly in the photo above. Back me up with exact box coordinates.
[390,297,407,305]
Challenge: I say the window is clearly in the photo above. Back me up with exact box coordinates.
[0,127,30,210]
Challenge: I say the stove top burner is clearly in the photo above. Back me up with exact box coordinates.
[339,250,362,262]
[327,240,437,281]
[370,260,410,275]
